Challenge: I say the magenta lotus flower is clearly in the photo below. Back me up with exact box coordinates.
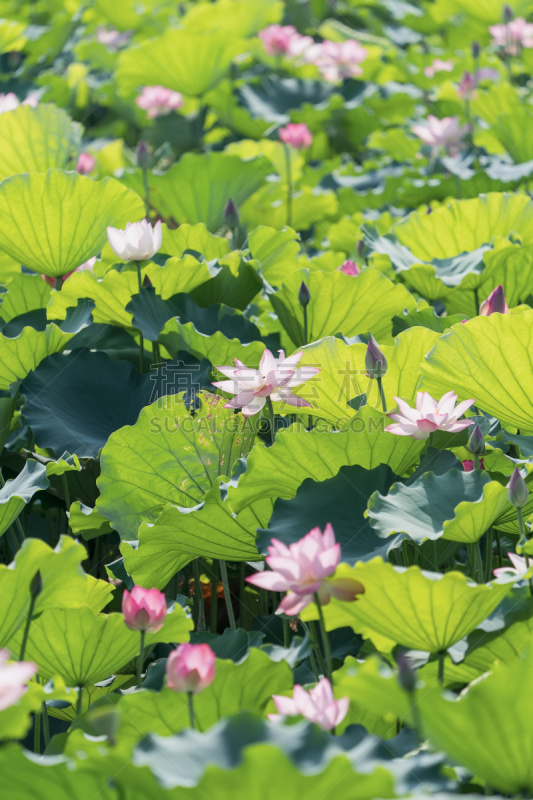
[489,18,533,56]
[96,27,131,50]
[463,458,484,472]
[107,219,162,262]
[458,71,477,101]
[411,115,469,156]
[246,524,364,616]
[494,552,529,578]
[479,285,509,316]
[279,123,313,150]
[135,86,183,119]
[213,349,320,418]
[424,58,454,78]
[270,677,349,730]
[338,260,360,276]
[122,586,167,633]
[258,25,312,57]
[41,256,96,288]
[166,643,216,694]
[386,391,475,440]
[0,649,37,711]
[76,152,96,175]
[305,39,367,82]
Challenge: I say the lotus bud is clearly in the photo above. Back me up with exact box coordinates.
[356,240,365,259]
[365,336,388,379]
[471,41,480,59]
[298,280,310,308]
[166,643,216,694]
[508,467,529,509]
[338,259,360,276]
[396,653,417,694]
[224,198,239,229]
[136,140,152,171]
[458,71,477,101]
[503,4,513,22]
[479,285,509,316]
[467,424,485,455]
[30,570,42,599]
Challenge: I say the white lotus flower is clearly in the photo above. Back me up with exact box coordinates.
[106,219,162,262]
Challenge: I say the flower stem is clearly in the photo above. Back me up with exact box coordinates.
[34,706,41,754]
[219,560,236,629]
[302,305,308,346]
[484,527,494,582]
[377,374,387,413]
[474,453,480,470]
[283,618,290,648]
[309,620,328,678]
[135,261,144,374]
[438,650,445,685]
[474,287,480,315]
[284,144,292,228]
[314,593,333,680]
[188,691,196,729]
[266,396,275,446]
[141,167,151,220]
[495,530,504,568]
[210,560,219,634]
[192,559,206,632]
[19,593,37,660]
[41,700,50,748]
[136,630,145,689]
[76,686,83,716]
[55,277,62,291]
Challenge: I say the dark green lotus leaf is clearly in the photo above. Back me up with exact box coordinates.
[392,307,467,336]
[258,464,402,564]
[237,77,334,123]
[20,350,211,459]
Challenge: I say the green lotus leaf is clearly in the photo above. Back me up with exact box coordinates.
[116,29,247,97]
[0,19,26,52]
[0,393,17,452]
[150,152,269,233]
[229,407,424,515]
[302,559,512,652]
[241,184,338,232]
[190,252,263,311]
[419,311,533,430]
[0,271,51,323]
[20,604,192,686]
[0,535,113,649]
[247,225,301,285]
[294,327,439,423]
[47,674,134,722]
[0,459,49,538]
[392,307,467,336]
[123,479,270,588]
[97,393,258,541]
[226,139,304,183]
[0,105,80,182]
[0,170,144,278]
[69,502,113,541]
[391,193,533,260]
[0,678,73,739]
[367,469,510,544]
[0,324,76,390]
[260,464,400,564]
[183,0,283,36]
[160,316,266,366]
[418,641,533,795]
[270,267,416,348]
[118,648,292,748]
[161,223,229,260]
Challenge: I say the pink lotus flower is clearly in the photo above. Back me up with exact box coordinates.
[258,25,312,57]
[305,39,367,82]
[489,18,533,56]
[386,391,475,440]
[458,71,477,101]
[493,552,529,578]
[0,649,37,711]
[96,27,131,50]
[411,115,469,156]
[41,256,96,288]
[424,59,454,78]
[338,260,360,276]
[76,152,96,175]
[479,285,509,316]
[0,91,39,114]
[279,123,313,150]
[213,348,320,418]
[166,643,216,694]
[122,586,167,633]
[135,86,183,119]
[246,524,364,616]
[270,677,349,730]
[463,458,484,471]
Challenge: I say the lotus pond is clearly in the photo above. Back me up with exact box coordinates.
[2,0,533,798]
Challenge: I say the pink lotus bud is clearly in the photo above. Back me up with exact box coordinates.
[396,653,417,694]
[479,285,509,316]
[76,152,96,175]
[472,41,480,59]
[224,198,239,229]
[136,140,152,171]
[122,586,167,633]
[458,71,477,101]
[135,86,183,119]
[508,467,529,508]
[467,424,485,455]
[166,643,216,694]
[365,335,388,378]
[279,123,313,150]
[0,649,38,712]
[338,260,360,276]
[298,280,310,307]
